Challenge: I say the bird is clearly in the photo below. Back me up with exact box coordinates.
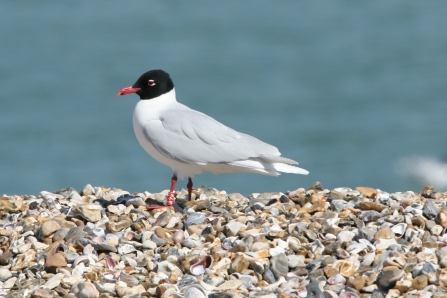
[117,69,309,209]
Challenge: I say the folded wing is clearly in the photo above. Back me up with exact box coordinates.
[142,105,288,165]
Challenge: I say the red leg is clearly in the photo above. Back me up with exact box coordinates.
[166,173,178,206]
[187,178,193,201]
[147,173,177,210]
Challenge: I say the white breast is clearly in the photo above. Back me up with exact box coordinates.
[132,89,204,179]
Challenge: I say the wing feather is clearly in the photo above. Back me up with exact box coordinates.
[142,106,281,164]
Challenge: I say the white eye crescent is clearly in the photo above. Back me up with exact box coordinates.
[148,80,156,86]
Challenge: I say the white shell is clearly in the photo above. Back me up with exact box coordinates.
[119,271,139,287]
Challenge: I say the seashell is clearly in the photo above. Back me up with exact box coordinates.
[173,230,185,244]
[119,271,139,287]
[105,234,119,246]
[151,234,168,247]
[92,227,105,238]
[103,271,118,282]
[190,255,213,275]
[83,244,95,256]
[3,224,16,230]
[324,290,339,298]
[183,284,207,298]
[53,243,69,254]
[57,268,72,277]
[70,281,100,297]
[91,237,104,243]
[66,252,80,263]
[346,243,367,254]
[105,255,116,269]
[337,230,355,242]
[431,224,443,236]
[16,242,32,254]
[391,223,407,237]
[73,255,90,268]
[328,274,346,285]
[181,237,202,248]
[117,244,136,255]
[339,291,359,298]
[125,257,137,268]
[165,216,181,229]
[124,231,136,240]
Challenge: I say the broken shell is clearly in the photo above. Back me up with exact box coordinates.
[124,231,136,240]
[73,255,90,268]
[184,284,207,298]
[119,271,139,287]
[105,255,116,269]
[190,255,213,275]
[105,234,119,246]
[103,271,118,282]
[92,227,105,238]
[173,230,185,244]
[391,223,407,237]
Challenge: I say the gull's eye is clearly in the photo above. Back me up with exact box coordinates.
[148,80,156,87]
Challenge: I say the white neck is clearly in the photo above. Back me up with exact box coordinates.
[146,88,177,106]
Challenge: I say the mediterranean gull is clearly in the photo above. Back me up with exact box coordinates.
[117,69,309,208]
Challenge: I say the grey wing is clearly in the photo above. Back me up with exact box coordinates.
[142,106,283,164]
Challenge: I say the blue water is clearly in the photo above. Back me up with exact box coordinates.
[1,1,447,196]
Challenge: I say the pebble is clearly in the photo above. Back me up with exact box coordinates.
[0,183,446,297]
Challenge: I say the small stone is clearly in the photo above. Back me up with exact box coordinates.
[330,200,354,212]
[216,280,243,291]
[53,227,70,242]
[251,242,270,252]
[359,210,382,222]
[224,221,246,236]
[359,201,386,212]
[357,227,376,242]
[347,276,366,291]
[0,268,12,281]
[378,268,404,289]
[374,238,398,250]
[0,250,13,265]
[356,186,378,198]
[71,281,100,298]
[374,227,394,241]
[423,199,439,220]
[412,275,428,290]
[270,253,288,279]
[45,252,67,269]
[72,204,102,222]
[394,279,412,293]
[287,255,305,268]
[334,261,355,277]
[306,282,324,298]
[230,255,250,273]
[31,288,53,298]
[41,220,62,237]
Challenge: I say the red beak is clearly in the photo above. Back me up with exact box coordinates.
[117,86,141,96]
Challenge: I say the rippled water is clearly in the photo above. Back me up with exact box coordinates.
[1,1,447,196]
